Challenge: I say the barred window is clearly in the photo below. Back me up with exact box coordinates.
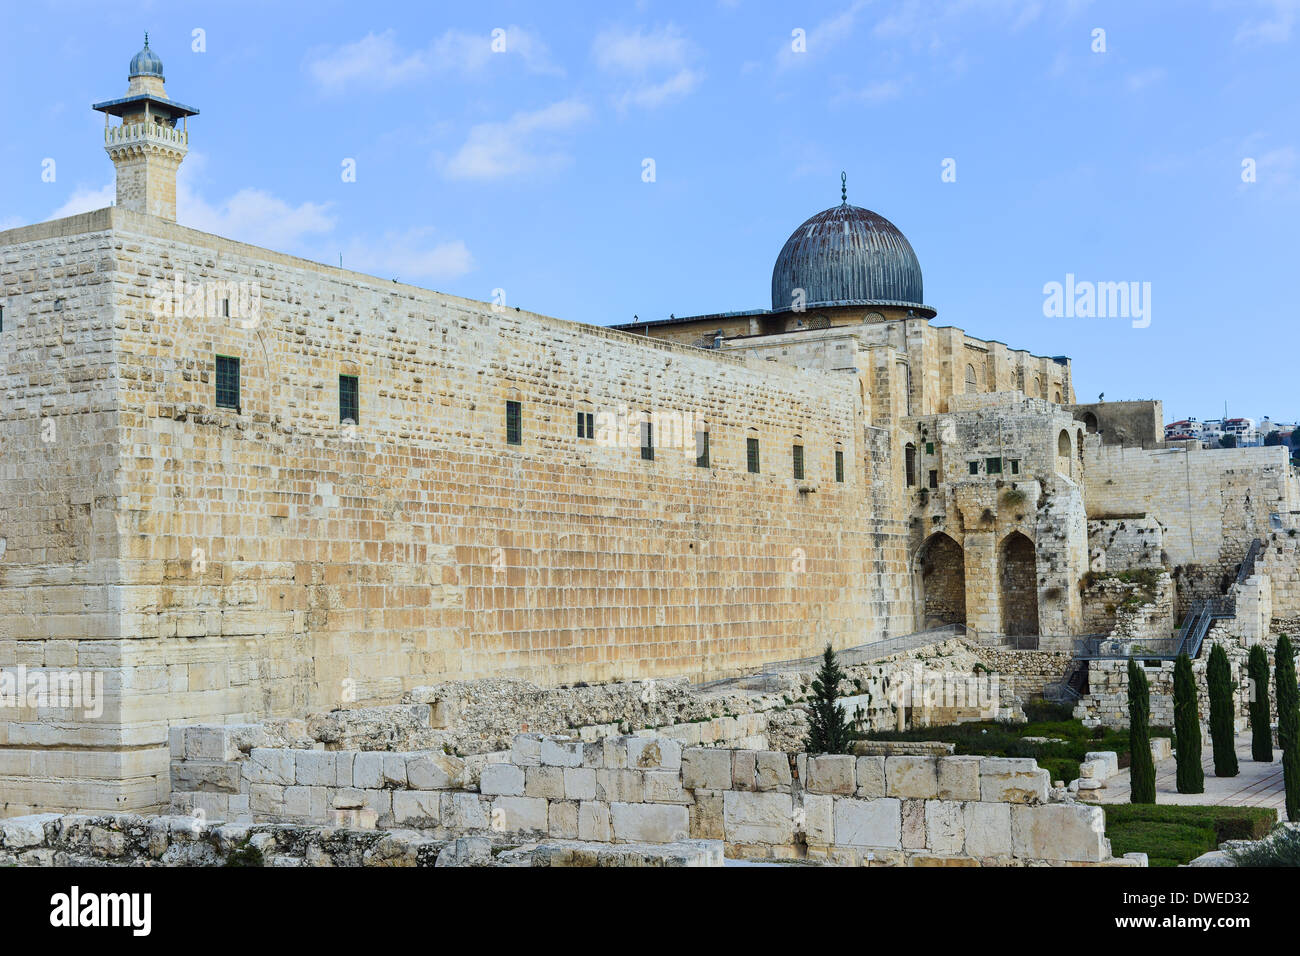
[747,437,761,474]
[696,429,710,468]
[215,355,240,411]
[505,400,522,446]
[640,417,654,461]
[792,444,805,480]
[339,374,359,424]
[835,449,844,483]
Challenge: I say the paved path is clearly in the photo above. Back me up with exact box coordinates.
[1087,731,1291,821]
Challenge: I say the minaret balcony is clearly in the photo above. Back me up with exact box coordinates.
[104,122,189,151]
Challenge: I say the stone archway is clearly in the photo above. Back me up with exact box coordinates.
[917,533,966,628]
[999,531,1039,636]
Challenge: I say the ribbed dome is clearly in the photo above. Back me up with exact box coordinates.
[129,36,164,78]
[771,202,926,313]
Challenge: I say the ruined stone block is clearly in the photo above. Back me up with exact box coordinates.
[807,754,856,795]
[885,756,938,799]
[682,748,730,790]
[833,797,901,849]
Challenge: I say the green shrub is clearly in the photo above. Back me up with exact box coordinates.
[225,839,265,867]
[1276,634,1300,821]
[1227,826,1300,867]
[1207,644,1239,777]
[1173,652,1204,794]
[1248,643,1273,762]
[1127,660,1156,803]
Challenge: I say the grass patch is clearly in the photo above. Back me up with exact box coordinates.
[1103,804,1277,867]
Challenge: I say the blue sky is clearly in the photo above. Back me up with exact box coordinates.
[2,0,1297,421]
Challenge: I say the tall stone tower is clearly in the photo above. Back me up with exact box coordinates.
[92,34,198,221]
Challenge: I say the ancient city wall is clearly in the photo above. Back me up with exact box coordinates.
[163,728,1129,866]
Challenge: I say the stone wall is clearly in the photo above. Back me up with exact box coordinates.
[165,729,1132,866]
[1088,516,1165,573]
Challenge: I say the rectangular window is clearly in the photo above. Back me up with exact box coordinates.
[577,410,595,439]
[640,419,654,461]
[505,400,522,445]
[835,450,844,483]
[747,437,761,474]
[222,298,230,319]
[0,303,4,333]
[925,442,934,455]
[215,355,240,411]
[968,460,979,475]
[339,374,359,424]
[793,444,805,480]
[986,457,1003,474]
[1009,459,1020,475]
[696,430,710,468]
[928,469,938,489]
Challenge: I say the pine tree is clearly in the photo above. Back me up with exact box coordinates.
[1126,659,1156,804]
[1173,652,1204,794]
[1248,643,1273,763]
[1206,644,1238,777]
[804,644,852,755]
[1275,634,1300,821]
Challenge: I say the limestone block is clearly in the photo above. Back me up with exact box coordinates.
[578,801,612,842]
[353,753,384,790]
[549,800,580,839]
[295,751,336,787]
[524,766,566,800]
[682,748,731,790]
[511,734,543,767]
[407,752,466,790]
[936,756,981,801]
[479,763,525,797]
[248,784,285,816]
[0,814,57,849]
[334,752,355,788]
[925,800,966,854]
[492,796,549,833]
[382,754,408,789]
[284,785,326,820]
[330,788,365,809]
[540,738,584,768]
[170,760,241,794]
[980,759,1049,805]
[689,790,724,840]
[855,756,886,798]
[754,751,792,791]
[807,754,856,795]
[801,794,833,845]
[563,767,597,801]
[610,802,689,843]
[245,748,295,786]
[832,797,902,849]
[595,769,644,803]
[885,756,938,799]
[391,791,441,826]
[1150,738,1172,761]
[626,736,682,771]
[731,750,757,790]
[1010,803,1108,862]
[643,770,690,804]
[723,790,795,845]
[963,802,1012,859]
[901,799,926,849]
[1084,751,1119,779]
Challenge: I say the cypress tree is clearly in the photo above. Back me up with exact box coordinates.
[1275,635,1300,821]
[1206,644,1239,777]
[1173,652,1204,794]
[1127,659,1156,804]
[1248,643,1273,763]
[804,644,852,755]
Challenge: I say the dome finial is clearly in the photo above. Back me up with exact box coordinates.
[841,170,847,204]
[144,31,149,47]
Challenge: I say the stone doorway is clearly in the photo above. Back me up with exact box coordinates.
[917,533,966,628]
[999,531,1039,636]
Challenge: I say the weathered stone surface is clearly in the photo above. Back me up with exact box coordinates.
[807,754,856,795]
[901,799,926,849]
[936,756,981,801]
[492,796,549,833]
[723,791,794,845]
[885,756,938,799]
[682,748,731,791]
[643,770,690,804]
[754,751,792,791]
[595,769,644,803]
[1010,803,1107,862]
[540,738,584,768]
[295,751,336,787]
[524,766,567,800]
[440,792,490,830]
[801,794,834,845]
[626,737,681,771]
[980,759,1049,805]
[689,790,724,840]
[731,750,757,790]
[578,801,612,842]
[833,797,901,849]
[610,802,689,843]
[246,749,295,786]
[549,800,580,839]
[962,801,1011,859]
[563,767,597,801]
[391,791,441,826]
[479,763,525,797]
[925,800,966,854]
[855,756,886,798]
[407,752,466,790]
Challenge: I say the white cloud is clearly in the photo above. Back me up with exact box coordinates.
[50,184,115,219]
[179,186,336,251]
[593,24,703,109]
[443,99,591,180]
[777,0,870,70]
[1125,67,1166,92]
[1236,0,1299,43]
[340,228,474,282]
[307,26,559,93]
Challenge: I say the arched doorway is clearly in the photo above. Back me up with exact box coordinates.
[999,532,1039,636]
[917,533,966,628]
[1080,411,1099,434]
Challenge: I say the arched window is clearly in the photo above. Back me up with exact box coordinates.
[1058,429,1071,457]
[965,364,978,394]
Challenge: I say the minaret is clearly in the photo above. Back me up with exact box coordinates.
[92,34,199,221]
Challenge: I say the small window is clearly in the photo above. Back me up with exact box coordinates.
[577,410,595,440]
[793,444,805,480]
[0,303,5,332]
[696,429,710,468]
[505,400,522,445]
[747,437,761,474]
[215,355,240,411]
[969,461,979,476]
[640,417,654,461]
[925,442,934,456]
[222,298,230,319]
[1009,459,1020,475]
[835,449,844,483]
[339,374,359,424]
[905,444,917,487]
[928,469,938,489]
[986,457,1003,475]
